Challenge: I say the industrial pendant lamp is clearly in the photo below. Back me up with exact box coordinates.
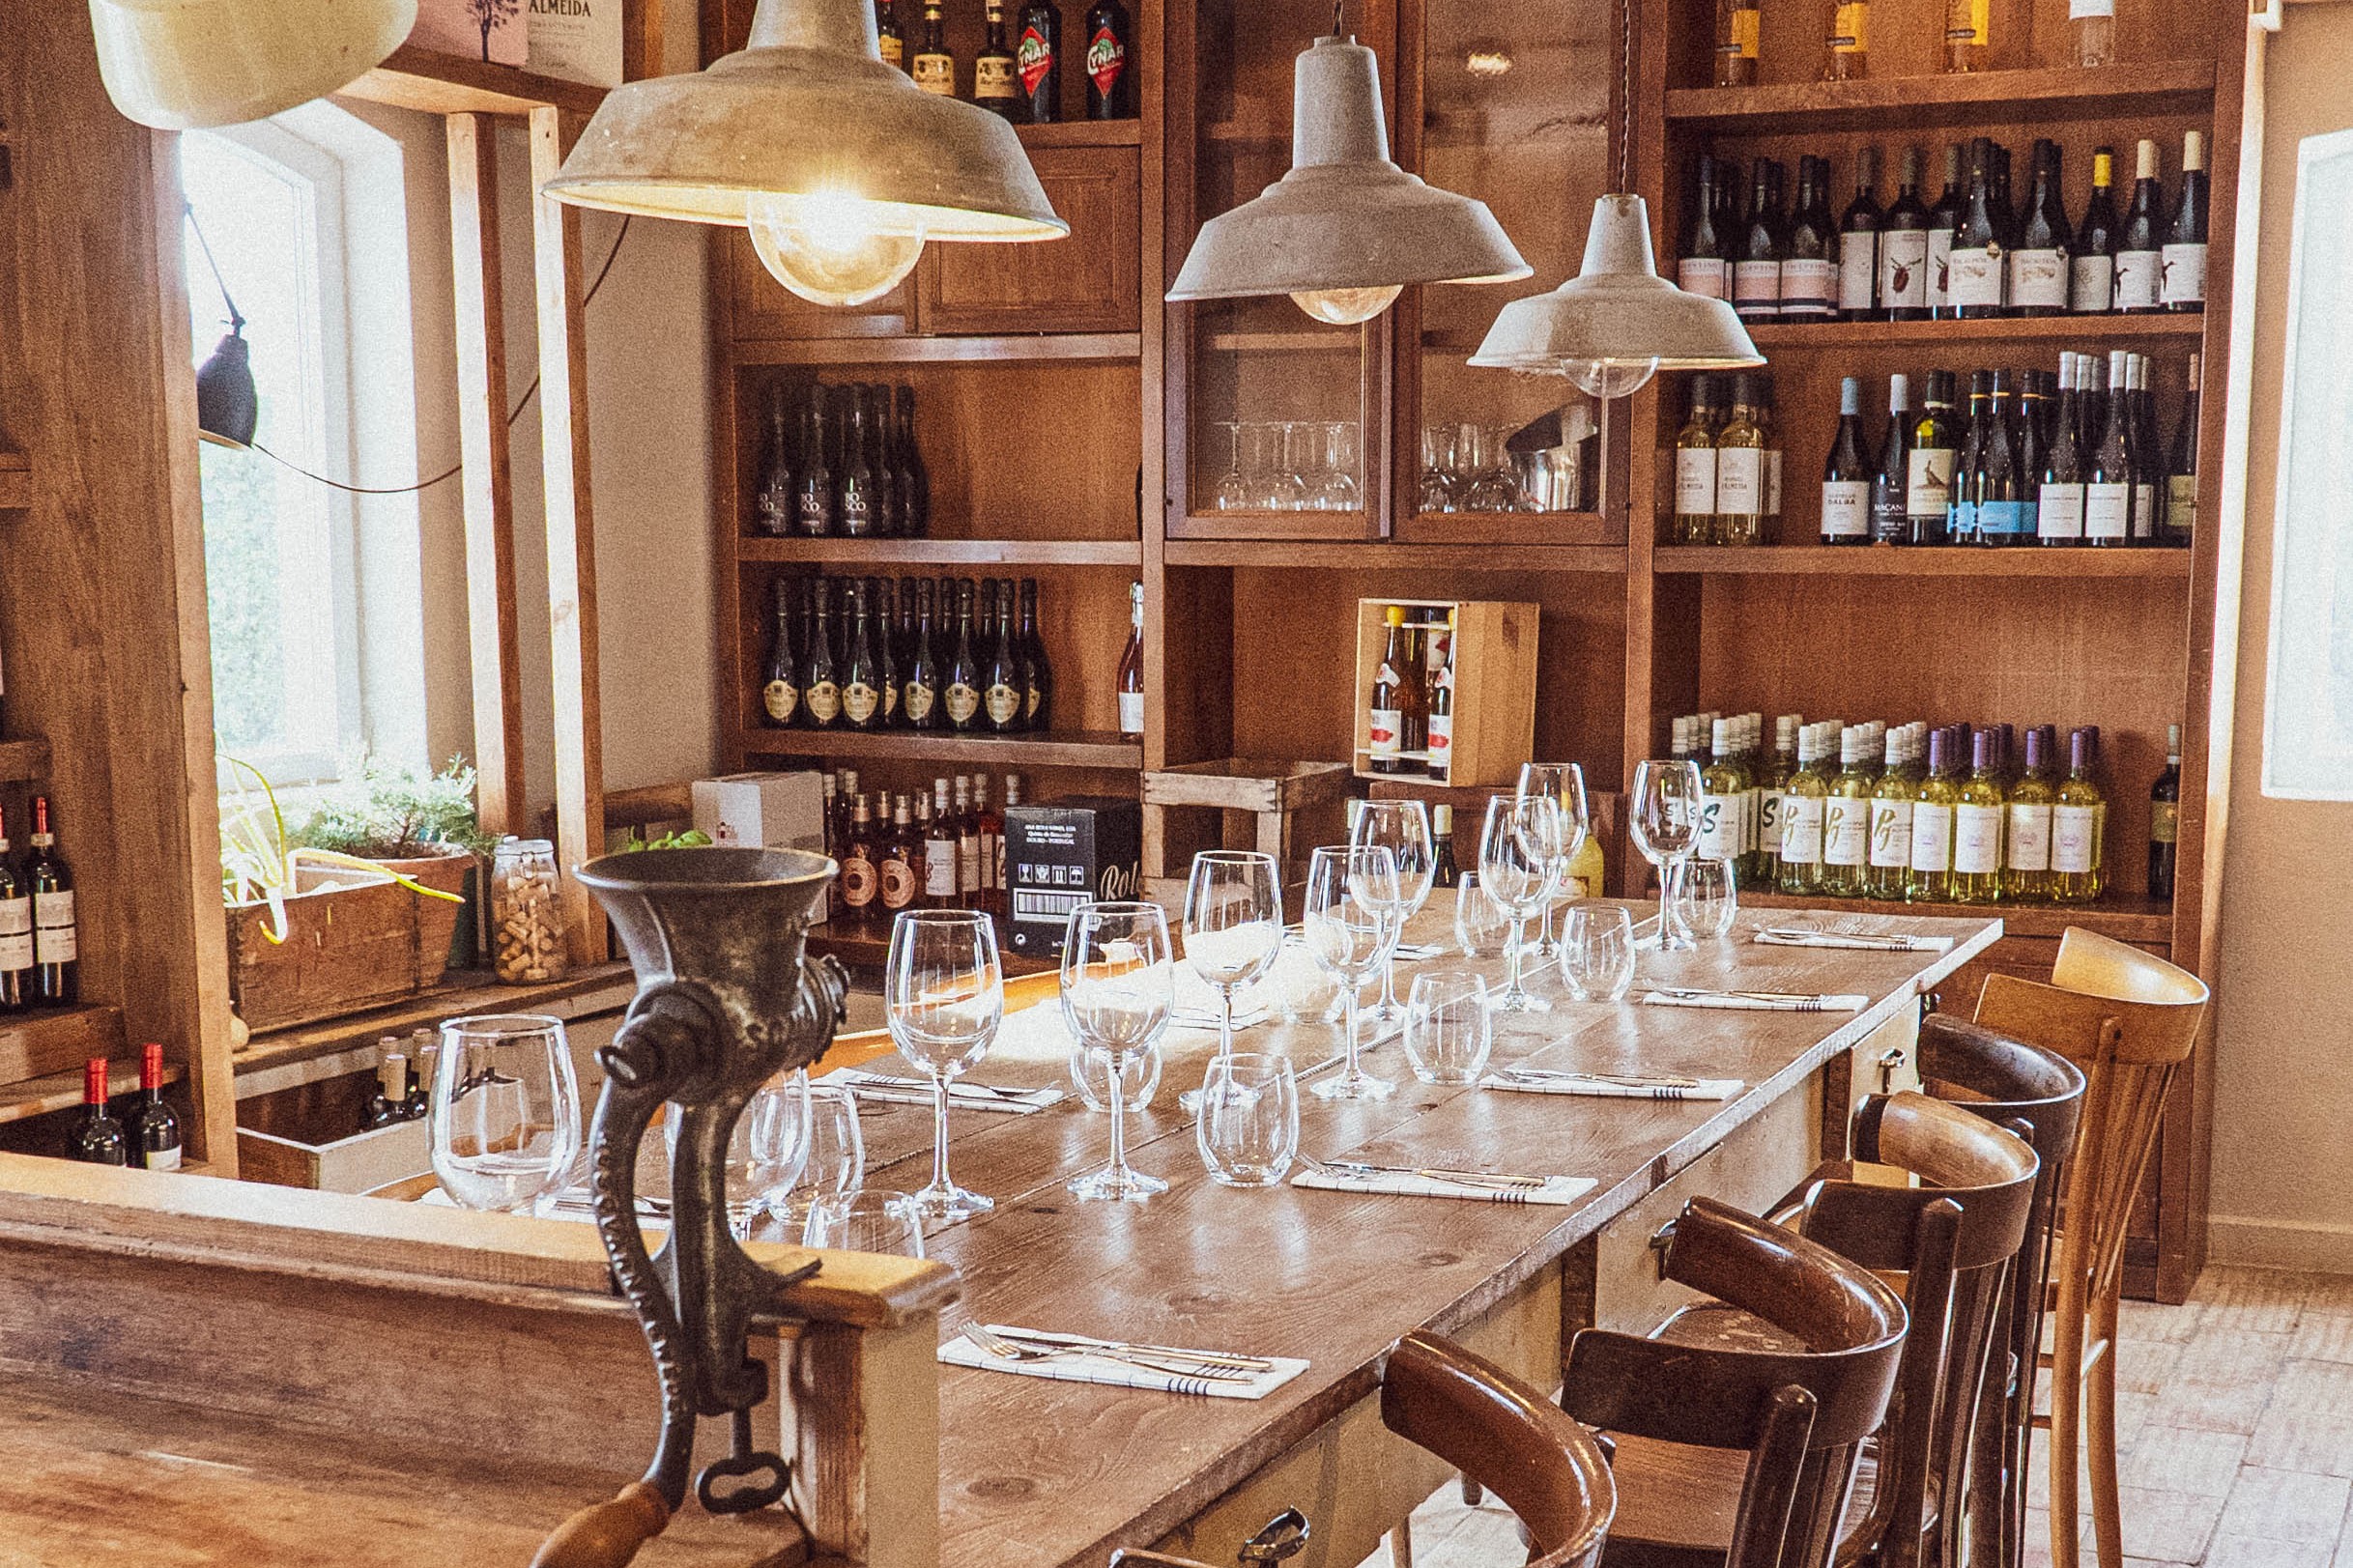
[1165,8,1529,327]
[90,0,416,130]
[542,0,1066,308]
[1468,0,1760,395]
[184,203,258,448]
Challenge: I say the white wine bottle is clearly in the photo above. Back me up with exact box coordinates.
[1950,728,2006,903]
[1908,727,1961,902]
[1867,727,1916,900]
[1820,727,1875,898]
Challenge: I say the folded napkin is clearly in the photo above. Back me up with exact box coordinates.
[835,1070,1065,1114]
[1290,1167,1596,1206]
[1392,940,1449,961]
[1755,928,1955,954]
[940,1326,1308,1401]
[1171,1003,1273,1033]
[1641,990,1868,1013]
[1481,1071,1745,1101]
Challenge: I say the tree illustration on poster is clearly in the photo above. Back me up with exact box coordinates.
[471,0,522,60]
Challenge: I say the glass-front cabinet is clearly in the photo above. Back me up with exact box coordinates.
[1165,0,1619,540]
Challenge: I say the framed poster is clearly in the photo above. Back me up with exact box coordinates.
[410,0,529,67]
[529,0,627,87]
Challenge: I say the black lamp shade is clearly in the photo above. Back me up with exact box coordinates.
[196,328,257,448]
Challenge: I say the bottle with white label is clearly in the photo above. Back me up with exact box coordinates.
[1877,148,1932,320]
[0,807,27,1012]
[1681,154,1733,300]
[1907,370,1960,545]
[2125,353,2160,542]
[1867,729,1917,899]
[2050,728,2106,903]
[1777,724,1831,894]
[1674,377,1721,545]
[2009,138,2072,317]
[1928,143,1964,318]
[2074,147,2120,312]
[1946,136,2007,318]
[1115,580,1143,737]
[1699,719,1749,870]
[1755,714,1798,887]
[1781,156,1838,321]
[2084,350,2136,546]
[2071,0,2114,67]
[924,779,960,908]
[1822,377,1873,544]
[2114,138,2166,312]
[1838,147,1882,319]
[2164,130,2209,312]
[1714,375,1767,546]
[28,795,74,1007]
[1735,158,1782,323]
[1908,727,1961,901]
[1821,727,1875,898]
[1951,729,2006,903]
[2004,727,2057,900]
[2039,353,2089,544]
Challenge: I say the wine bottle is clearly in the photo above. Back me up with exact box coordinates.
[868,387,903,537]
[1867,373,1912,545]
[1974,370,2026,546]
[975,0,1020,116]
[1928,143,1965,318]
[839,389,878,538]
[1714,376,1766,547]
[803,580,843,727]
[2126,354,2160,544]
[1950,729,2005,903]
[1681,155,1732,301]
[2050,728,2105,904]
[796,386,835,537]
[925,780,959,909]
[2149,723,2181,900]
[755,387,795,536]
[2165,352,2201,548]
[365,1052,409,1130]
[1821,727,1875,898]
[1822,376,1872,545]
[900,580,940,728]
[1368,605,1412,775]
[875,578,901,726]
[1082,0,1134,118]
[69,1058,128,1166]
[878,0,906,70]
[945,580,982,731]
[2005,727,2056,901]
[0,808,28,1013]
[1908,727,1961,902]
[1943,0,1988,72]
[1734,159,1781,324]
[991,775,1019,908]
[2072,146,2120,313]
[1017,0,1061,123]
[2115,138,2166,312]
[1017,578,1053,728]
[1431,805,1460,890]
[132,1041,183,1170]
[879,795,920,917]
[894,385,930,538]
[1700,717,1747,870]
[1947,137,2006,319]
[2072,0,2114,67]
[1781,157,1837,321]
[1426,610,1455,783]
[2085,350,2135,547]
[1880,147,1932,321]
[2016,370,2048,541]
[1714,0,1760,87]
[840,794,880,930]
[406,1027,435,1119]
[1777,724,1830,895]
[1826,0,1868,79]
[2009,139,2072,317]
[761,579,801,727]
[1838,148,1882,318]
[2038,353,2087,545]
[1953,370,1991,543]
[2164,131,2209,312]
[1907,370,1958,545]
[983,580,1024,733]
[912,0,955,93]
[1116,581,1144,739]
[29,796,74,1007]
[1755,715,1797,885]
[1673,375,1719,546]
[1868,728,1917,899]
[842,583,882,730]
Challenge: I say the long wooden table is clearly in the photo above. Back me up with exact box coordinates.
[822,903,2003,1568]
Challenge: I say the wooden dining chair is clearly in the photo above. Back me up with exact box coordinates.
[818,967,1063,1073]
[1105,1330,1616,1568]
[1913,1014,2088,1568]
[1967,928,2208,1568]
[1561,1195,1909,1568]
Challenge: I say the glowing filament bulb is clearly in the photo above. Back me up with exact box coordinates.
[748,190,926,308]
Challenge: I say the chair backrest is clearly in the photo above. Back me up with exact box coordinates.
[1564,1196,1908,1568]
[1382,1331,1615,1568]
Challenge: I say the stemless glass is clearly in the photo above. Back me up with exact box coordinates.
[1303,843,1401,1100]
[1478,794,1567,1012]
[886,908,1004,1221]
[1516,763,1593,958]
[1182,850,1284,1068]
[1630,759,1706,953]
[763,1080,865,1230]
[1453,871,1513,958]
[1060,901,1174,1202]
[1404,972,1494,1085]
[1677,855,1741,941]
[1350,800,1435,1027]
[1213,420,1249,511]
[802,1190,926,1258]
[431,1013,583,1214]
[1560,905,1638,1002]
[1194,1053,1300,1187]
[664,1068,812,1236]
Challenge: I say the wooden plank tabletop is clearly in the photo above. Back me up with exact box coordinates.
[800,902,2002,1568]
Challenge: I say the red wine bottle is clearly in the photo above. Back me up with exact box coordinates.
[131,1042,183,1171]
[29,795,75,1007]
[0,806,29,1012]
[70,1057,128,1166]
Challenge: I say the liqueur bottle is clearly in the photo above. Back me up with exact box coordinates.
[1826,0,1868,80]
[1082,0,1133,119]
[912,1,956,95]
[877,0,906,70]
[1017,0,1061,122]
[1714,0,1760,86]
[975,0,1020,117]
[1943,0,1988,72]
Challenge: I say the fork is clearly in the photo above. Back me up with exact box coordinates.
[1300,1155,1547,1192]
[960,1324,1254,1383]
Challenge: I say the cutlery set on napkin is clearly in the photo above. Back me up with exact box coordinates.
[942,1323,1308,1399]
[837,1070,1067,1114]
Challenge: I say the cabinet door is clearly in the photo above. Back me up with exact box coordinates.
[919,144,1142,334]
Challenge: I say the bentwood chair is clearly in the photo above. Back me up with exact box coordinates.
[1563,1196,1908,1568]
[1913,1014,2088,1568]
[1107,1330,1616,1568]
[1968,929,2208,1568]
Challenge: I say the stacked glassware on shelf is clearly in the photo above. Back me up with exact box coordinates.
[1418,412,1598,516]
[1207,420,1362,512]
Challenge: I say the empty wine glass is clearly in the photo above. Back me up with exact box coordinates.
[764,1079,865,1230]
[1676,855,1740,940]
[1303,843,1401,1100]
[431,1014,583,1215]
[1068,1033,1164,1113]
[662,1068,811,1236]
[1478,794,1566,1012]
[1463,423,1523,512]
[1274,421,1311,510]
[1420,423,1460,513]
[1630,760,1706,954]
[1453,871,1513,958]
[802,1190,926,1258]
[1349,800,1434,1029]
[1194,1053,1300,1187]
[1516,763,1593,959]
[1313,421,1362,511]
[1560,905,1638,1002]
[886,908,1004,1221]
[1061,901,1174,1201]
[1244,421,1286,509]
[1182,850,1283,1067]
[1404,972,1493,1085]
[1213,420,1249,511]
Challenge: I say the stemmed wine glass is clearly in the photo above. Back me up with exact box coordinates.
[1213,421,1249,511]
[1478,794,1567,1012]
[761,1077,865,1231]
[885,908,1004,1221]
[1631,759,1706,953]
[1178,850,1283,1113]
[1516,763,1592,958]
[430,1013,583,1215]
[1314,421,1361,511]
[1060,901,1174,1202]
[1349,800,1435,1029]
[663,1067,811,1237]
[1302,844,1401,1101]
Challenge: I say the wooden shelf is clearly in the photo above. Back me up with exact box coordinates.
[0,454,27,512]
[1664,60,2218,133]
[730,333,1140,366]
[0,1003,150,1126]
[740,536,1143,567]
[1655,545,2195,578]
[1741,890,2174,944]
[739,727,1143,768]
[1202,329,1363,353]
[1165,538,1629,572]
[343,44,609,118]
[1743,314,2208,351]
[1017,119,1144,148]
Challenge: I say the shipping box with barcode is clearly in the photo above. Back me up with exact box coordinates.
[1005,798,1141,957]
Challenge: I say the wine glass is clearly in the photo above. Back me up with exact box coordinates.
[762,1078,865,1231]
[1560,905,1638,1002]
[1478,794,1566,1012]
[431,1013,583,1215]
[1630,760,1706,954]
[1676,855,1740,940]
[885,908,1004,1221]
[1516,763,1593,958]
[1419,424,1459,513]
[802,1190,926,1258]
[1060,901,1174,1201]
[1213,420,1249,511]
[1244,421,1284,509]
[1181,850,1284,1068]
[1194,1053,1300,1187]
[1274,421,1311,510]
[1302,843,1401,1100]
[663,1068,811,1237]
[1314,421,1362,511]
[1453,871,1513,958]
[1349,800,1435,1029]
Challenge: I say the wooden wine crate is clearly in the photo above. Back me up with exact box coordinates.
[237,1069,431,1194]
[1139,758,1357,900]
[224,849,473,1033]
[1349,599,1539,788]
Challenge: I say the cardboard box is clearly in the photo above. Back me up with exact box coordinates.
[692,772,829,924]
[1006,797,1142,958]
[1351,598,1538,788]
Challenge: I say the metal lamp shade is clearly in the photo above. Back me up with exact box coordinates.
[90,0,416,130]
[1471,194,1762,373]
[1165,35,1528,302]
[542,0,1065,242]
[195,328,258,448]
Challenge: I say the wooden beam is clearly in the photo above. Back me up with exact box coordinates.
[528,107,609,965]
[445,114,528,839]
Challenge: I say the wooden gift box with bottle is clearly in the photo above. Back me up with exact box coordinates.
[1349,599,1538,788]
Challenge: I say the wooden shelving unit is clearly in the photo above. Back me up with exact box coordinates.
[738,727,1143,770]
[1654,546,2196,578]
[741,537,1143,566]
[729,332,1142,367]
[1164,539,1628,572]
[1742,313,2207,351]
[1663,59,2218,132]
[1740,891,2174,946]
[0,1052,175,1127]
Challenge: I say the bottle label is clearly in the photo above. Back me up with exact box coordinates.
[1018,26,1054,95]
[1870,800,1914,869]
[1766,449,1784,517]
[1911,802,1954,871]
[2114,249,2162,309]
[1730,5,1760,56]
[1700,792,1741,861]
[880,856,918,910]
[946,681,981,723]
[2007,803,2053,870]
[1678,258,1730,299]
[1928,229,1954,310]
[1822,480,1871,538]
[1780,795,1824,865]
[2167,475,2198,537]
[1831,1,1867,51]
[1977,499,2026,539]
[2070,0,2114,14]
[1757,789,1782,856]
[879,34,904,67]
[926,837,958,897]
[991,830,1007,892]
[2085,482,2131,540]
[903,681,935,723]
[805,679,842,723]
[2152,800,2179,845]
[841,854,877,908]
[1427,712,1453,774]
[1954,804,2002,874]
[1778,258,1836,316]
[2038,482,2087,540]
[2133,482,2159,540]
[1368,705,1403,760]
[144,1145,184,1172]
[1087,25,1126,95]
[797,493,830,532]
[757,489,792,533]
[913,53,955,93]
[35,892,76,962]
[1878,229,1928,309]
[2052,805,2099,872]
[2072,253,2115,312]
[1838,235,1876,311]
[1716,448,1764,514]
[1947,246,2004,307]
[843,681,879,725]
[1952,0,1989,41]
[1908,447,1954,517]
[0,897,29,971]
[2162,243,2207,307]
[975,56,1019,99]
[2009,248,2068,309]
[1734,260,1782,313]
[762,679,798,724]
[959,836,981,893]
[1118,690,1145,734]
[1675,448,1718,517]
[1024,681,1046,722]
[1823,800,1868,867]
[985,682,1021,725]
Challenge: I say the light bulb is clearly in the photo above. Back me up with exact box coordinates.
[1563,357,1659,399]
[1289,285,1402,326]
[748,190,926,308]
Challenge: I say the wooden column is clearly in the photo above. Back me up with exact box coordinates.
[528,106,608,965]
[445,113,528,839]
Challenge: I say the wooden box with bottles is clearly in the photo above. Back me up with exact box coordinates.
[237,1070,432,1195]
[1349,599,1536,788]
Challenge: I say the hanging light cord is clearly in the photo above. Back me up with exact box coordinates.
[184,204,632,497]
[1616,0,1633,192]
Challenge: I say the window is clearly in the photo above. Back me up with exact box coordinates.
[2263,124,2353,799]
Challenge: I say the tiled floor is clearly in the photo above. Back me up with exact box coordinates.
[1379,1265,2353,1568]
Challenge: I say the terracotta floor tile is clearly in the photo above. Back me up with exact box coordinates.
[2121,1339,2190,1396]
[2204,1536,2339,1568]
[2109,1483,2227,1562]
[2123,1297,2206,1346]
[2287,1312,2353,1366]
[2214,1468,2352,1546]
[2123,1426,2252,1497]
[2191,1269,2310,1336]
[2245,1360,2353,1479]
